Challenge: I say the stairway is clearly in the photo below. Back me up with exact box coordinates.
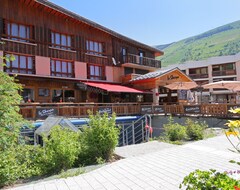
[118,114,152,146]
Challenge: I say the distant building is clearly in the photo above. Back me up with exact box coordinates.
[162,53,240,103]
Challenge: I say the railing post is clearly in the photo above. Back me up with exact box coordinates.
[126,128,129,145]
[122,125,125,146]
[132,121,135,144]
[33,105,36,120]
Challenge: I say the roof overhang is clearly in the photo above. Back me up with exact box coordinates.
[30,0,163,54]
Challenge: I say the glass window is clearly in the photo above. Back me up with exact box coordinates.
[12,56,18,68]
[20,56,26,68]
[64,90,75,102]
[88,65,104,80]
[56,61,61,72]
[11,23,18,36]
[6,21,32,42]
[52,89,63,102]
[38,88,50,97]
[62,61,67,72]
[51,59,73,78]
[28,57,33,69]
[51,31,71,50]
[86,40,104,56]
[5,53,34,74]
[21,88,34,102]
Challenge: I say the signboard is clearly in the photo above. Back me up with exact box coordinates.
[36,108,58,119]
[141,106,153,114]
[75,82,87,91]
[153,106,165,114]
[98,107,112,115]
[184,105,201,114]
[227,105,240,113]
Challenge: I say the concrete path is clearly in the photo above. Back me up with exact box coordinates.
[10,135,240,190]
[115,141,177,158]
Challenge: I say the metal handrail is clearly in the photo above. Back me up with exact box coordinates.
[118,114,152,146]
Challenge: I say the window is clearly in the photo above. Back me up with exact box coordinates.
[52,89,75,102]
[52,89,63,102]
[5,53,34,74]
[88,64,105,80]
[139,50,145,65]
[121,47,127,63]
[21,88,34,103]
[86,40,104,56]
[124,67,133,75]
[38,88,50,97]
[135,68,148,75]
[50,59,74,78]
[6,21,32,42]
[51,31,72,50]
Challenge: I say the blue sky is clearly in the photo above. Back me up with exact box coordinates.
[50,0,240,46]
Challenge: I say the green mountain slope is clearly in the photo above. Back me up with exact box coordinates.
[157,20,240,67]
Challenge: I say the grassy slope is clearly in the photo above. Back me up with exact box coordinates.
[157,20,240,67]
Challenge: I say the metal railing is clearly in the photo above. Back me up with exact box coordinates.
[123,54,161,68]
[118,114,152,146]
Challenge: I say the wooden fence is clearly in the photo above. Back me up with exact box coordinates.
[19,103,240,120]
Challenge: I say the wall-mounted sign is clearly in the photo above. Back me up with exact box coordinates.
[141,106,153,114]
[98,107,112,115]
[184,105,201,114]
[75,83,87,91]
[167,75,179,80]
[36,108,58,119]
[153,106,165,114]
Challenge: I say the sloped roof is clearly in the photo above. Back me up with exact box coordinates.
[130,67,191,82]
[35,0,163,54]
[34,116,79,137]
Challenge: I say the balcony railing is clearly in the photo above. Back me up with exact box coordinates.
[189,73,209,79]
[84,53,111,65]
[123,54,161,68]
[212,70,236,76]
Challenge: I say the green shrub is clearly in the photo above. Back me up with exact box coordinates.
[185,118,207,140]
[78,112,120,165]
[163,116,186,141]
[180,169,240,190]
[43,126,80,173]
[0,145,44,187]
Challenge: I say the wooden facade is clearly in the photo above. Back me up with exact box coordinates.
[0,0,163,104]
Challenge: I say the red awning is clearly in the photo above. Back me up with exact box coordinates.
[85,82,150,94]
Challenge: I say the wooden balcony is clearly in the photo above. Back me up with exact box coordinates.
[212,70,236,76]
[84,53,111,66]
[123,54,161,68]
[19,102,240,120]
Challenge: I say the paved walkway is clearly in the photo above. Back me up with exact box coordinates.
[10,135,240,190]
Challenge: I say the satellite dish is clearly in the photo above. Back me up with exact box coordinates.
[112,57,117,65]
